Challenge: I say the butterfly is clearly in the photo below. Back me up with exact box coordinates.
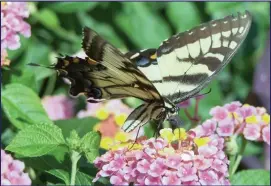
[32,11,252,133]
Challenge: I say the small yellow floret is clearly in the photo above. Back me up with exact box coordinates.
[160,128,174,142]
[115,113,127,126]
[245,115,258,124]
[243,104,251,107]
[96,109,109,120]
[100,137,114,149]
[194,137,210,147]
[262,114,270,125]
[173,128,187,140]
[115,132,129,142]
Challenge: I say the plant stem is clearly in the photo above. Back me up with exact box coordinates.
[70,150,81,185]
[230,136,247,176]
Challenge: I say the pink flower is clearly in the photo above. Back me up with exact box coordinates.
[216,118,235,137]
[209,106,229,121]
[203,102,270,145]
[243,125,261,141]
[224,101,242,112]
[1,2,31,66]
[198,170,220,185]
[42,95,75,120]
[201,119,217,136]
[136,159,150,173]
[1,149,31,185]
[161,171,181,185]
[93,128,230,185]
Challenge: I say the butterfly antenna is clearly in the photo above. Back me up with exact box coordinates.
[27,63,55,69]
[196,88,212,97]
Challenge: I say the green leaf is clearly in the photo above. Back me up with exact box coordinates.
[166,2,201,32]
[32,9,80,43]
[81,131,101,163]
[20,146,69,171]
[33,9,60,29]
[243,141,263,156]
[6,123,65,157]
[75,171,93,185]
[47,169,70,185]
[231,169,270,185]
[115,2,171,48]
[1,84,53,129]
[47,2,98,13]
[55,117,100,138]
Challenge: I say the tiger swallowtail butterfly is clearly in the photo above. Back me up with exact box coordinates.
[32,11,252,133]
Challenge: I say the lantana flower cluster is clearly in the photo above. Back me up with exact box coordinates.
[93,128,230,185]
[42,95,75,120]
[1,2,31,66]
[78,100,144,150]
[1,149,31,185]
[197,101,270,145]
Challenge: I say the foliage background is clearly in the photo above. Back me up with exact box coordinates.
[1,2,270,185]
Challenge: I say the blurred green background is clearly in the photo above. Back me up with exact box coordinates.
[2,2,270,120]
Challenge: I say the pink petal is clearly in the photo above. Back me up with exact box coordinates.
[217,118,234,136]
[243,125,261,141]
[262,125,270,145]
[209,106,229,121]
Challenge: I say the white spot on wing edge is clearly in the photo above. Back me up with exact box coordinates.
[239,27,244,33]
[229,41,237,49]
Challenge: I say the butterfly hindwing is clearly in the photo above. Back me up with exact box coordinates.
[122,101,165,132]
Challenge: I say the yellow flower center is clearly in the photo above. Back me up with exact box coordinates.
[194,137,210,147]
[245,115,258,124]
[173,128,187,141]
[243,104,251,107]
[96,109,109,120]
[159,147,175,156]
[115,113,127,126]
[160,128,174,142]
[262,114,270,125]
[115,132,129,142]
[100,137,114,149]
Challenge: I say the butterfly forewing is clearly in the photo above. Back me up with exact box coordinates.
[80,27,162,103]
[155,11,252,104]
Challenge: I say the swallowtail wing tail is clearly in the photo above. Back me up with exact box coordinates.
[51,11,252,132]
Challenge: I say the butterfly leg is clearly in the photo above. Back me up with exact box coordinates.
[128,125,142,150]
